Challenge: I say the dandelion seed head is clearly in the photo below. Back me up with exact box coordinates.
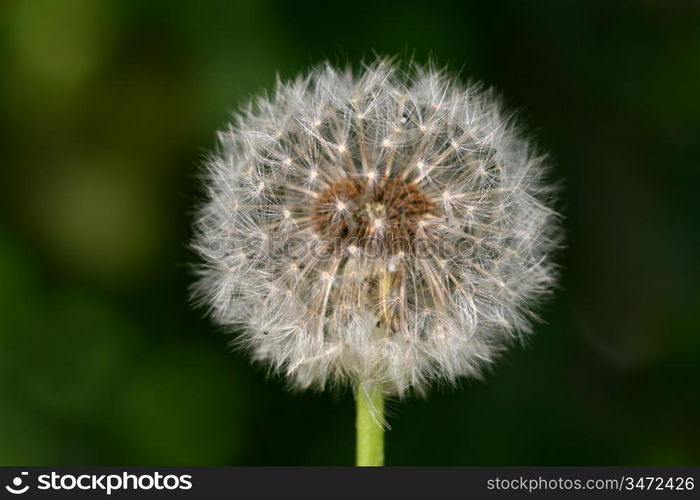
[192,59,561,396]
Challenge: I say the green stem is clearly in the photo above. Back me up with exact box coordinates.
[355,383,385,466]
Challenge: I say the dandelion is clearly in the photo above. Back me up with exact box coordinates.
[192,59,561,465]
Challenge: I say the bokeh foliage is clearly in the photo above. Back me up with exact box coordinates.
[1,0,698,464]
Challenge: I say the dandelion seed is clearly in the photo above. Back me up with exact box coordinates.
[192,59,561,447]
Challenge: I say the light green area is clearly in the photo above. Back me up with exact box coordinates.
[356,384,385,467]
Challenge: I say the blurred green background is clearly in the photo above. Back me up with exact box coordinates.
[1,0,699,465]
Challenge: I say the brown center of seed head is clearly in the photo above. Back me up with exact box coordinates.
[313,176,438,255]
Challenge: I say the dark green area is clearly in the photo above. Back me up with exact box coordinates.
[1,0,698,465]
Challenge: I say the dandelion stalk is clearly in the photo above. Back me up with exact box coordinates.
[356,382,384,466]
[356,271,390,467]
